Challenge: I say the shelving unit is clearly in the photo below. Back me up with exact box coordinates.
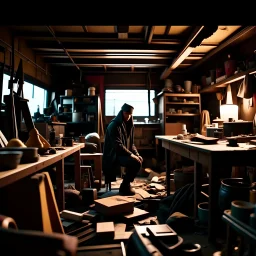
[200,66,256,93]
[157,92,201,134]
[60,95,104,138]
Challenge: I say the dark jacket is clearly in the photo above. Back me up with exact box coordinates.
[102,110,139,183]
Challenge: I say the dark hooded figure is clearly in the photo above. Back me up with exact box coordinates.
[102,103,143,195]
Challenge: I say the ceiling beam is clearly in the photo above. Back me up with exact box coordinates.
[160,26,204,79]
[43,58,170,65]
[144,26,155,44]
[185,26,256,73]
[165,26,171,35]
[28,40,179,53]
[15,31,181,44]
[160,26,219,79]
[36,52,171,57]
[28,41,179,52]
[115,26,129,39]
[82,26,88,33]
[46,26,80,70]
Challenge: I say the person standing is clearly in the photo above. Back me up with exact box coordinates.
[102,103,143,195]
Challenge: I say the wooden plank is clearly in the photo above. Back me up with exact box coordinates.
[200,66,256,93]
[0,143,84,188]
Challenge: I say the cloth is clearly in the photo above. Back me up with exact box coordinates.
[121,103,134,114]
[237,74,255,99]
[85,132,101,153]
[156,183,194,224]
[102,109,139,183]
[200,110,211,136]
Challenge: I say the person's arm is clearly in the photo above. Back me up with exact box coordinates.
[108,123,132,156]
[130,127,143,162]
[131,143,139,156]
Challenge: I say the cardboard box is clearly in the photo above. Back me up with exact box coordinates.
[94,195,134,216]
[96,222,115,238]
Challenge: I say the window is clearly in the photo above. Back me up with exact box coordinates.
[105,89,155,116]
[1,74,46,116]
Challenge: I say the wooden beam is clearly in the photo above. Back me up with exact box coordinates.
[43,58,169,65]
[46,26,80,70]
[82,26,88,33]
[144,26,155,44]
[160,26,204,79]
[186,26,256,73]
[165,26,171,35]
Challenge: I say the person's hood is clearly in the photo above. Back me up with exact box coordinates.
[111,109,134,127]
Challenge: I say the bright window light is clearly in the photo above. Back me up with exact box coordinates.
[1,74,46,116]
[105,89,155,116]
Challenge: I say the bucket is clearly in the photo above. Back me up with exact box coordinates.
[88,87,95,96]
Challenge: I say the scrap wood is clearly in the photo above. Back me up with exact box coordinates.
[134,188,154,199]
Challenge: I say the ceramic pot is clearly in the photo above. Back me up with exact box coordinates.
[198,202,209,225]
[218,178,253,212]
[175,85,184,93]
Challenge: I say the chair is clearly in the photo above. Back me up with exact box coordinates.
[80,152,103,190]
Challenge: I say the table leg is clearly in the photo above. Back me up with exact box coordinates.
[208,162,221,242]
[165,148,171,196]
[194,162,202,219]
[74,149,81,191]
[94,155,102,188]
[56,159,64,211]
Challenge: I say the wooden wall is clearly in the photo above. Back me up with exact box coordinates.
[0,27,52,89]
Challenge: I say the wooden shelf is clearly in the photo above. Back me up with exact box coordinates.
[167,102,200,105]
[166,113,200,116]
[200,67,256,93]
[157,92,200,97]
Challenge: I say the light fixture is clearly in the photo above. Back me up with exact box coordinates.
[220,104,238,121]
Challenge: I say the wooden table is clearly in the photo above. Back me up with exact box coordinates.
[0,143,84,211]
[155,135,256,242]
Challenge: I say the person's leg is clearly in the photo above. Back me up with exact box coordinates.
[118,156,142,195]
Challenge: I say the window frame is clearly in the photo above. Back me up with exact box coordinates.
[1,73,47,117]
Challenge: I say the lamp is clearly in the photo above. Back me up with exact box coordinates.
[220,104,238,121]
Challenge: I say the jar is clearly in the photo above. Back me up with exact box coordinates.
[88,87,95,96]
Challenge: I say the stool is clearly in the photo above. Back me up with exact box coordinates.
[81,165,94,189]
[80,153,103,190]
